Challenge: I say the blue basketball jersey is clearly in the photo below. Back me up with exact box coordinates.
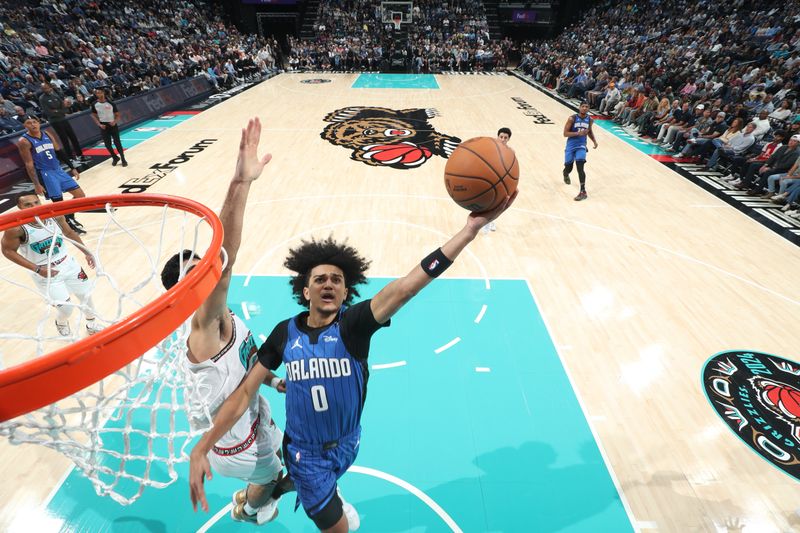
[283,315,365,444]
[23,132,61,172]
[566,114,591,149]
[259,300,388,446]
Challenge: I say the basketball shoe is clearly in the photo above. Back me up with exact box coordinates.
[231,488,279,525]
[574,190,587,201]
[55,320,70,336]
[337,489,360,531]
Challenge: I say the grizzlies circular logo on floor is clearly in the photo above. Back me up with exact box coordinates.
[703,350,800,480]
[301,79,332,84]
[321,107,461,170]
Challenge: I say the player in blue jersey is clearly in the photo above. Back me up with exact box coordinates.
[188,195,518,531]
[17,115,87,234]
[562,101,598,201]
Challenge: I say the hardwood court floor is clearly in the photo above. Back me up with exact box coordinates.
[1,73,799,532]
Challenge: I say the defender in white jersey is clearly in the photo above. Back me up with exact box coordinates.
[186,311,283,487]
[1,194,100,336]
[160,118,286,525]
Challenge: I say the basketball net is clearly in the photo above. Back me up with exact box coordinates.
[0,199,220,505]
[392,12,402,31]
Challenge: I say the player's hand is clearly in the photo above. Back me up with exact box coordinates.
[99,124,106,130]
[233,117,272,182]
[593,140,598,149]
[71,169,80,180]
[85,253,96,269]
[34,184,45,196]
[277,379,286,393]
[189,448,212,512]
[38,267,58,277]
[468,189,518,230]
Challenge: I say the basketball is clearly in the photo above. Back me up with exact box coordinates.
[444,137,519,212]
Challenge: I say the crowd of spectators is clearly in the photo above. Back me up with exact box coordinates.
[288,0,512,73]
[517,0,800,218]
[0,0,281,135]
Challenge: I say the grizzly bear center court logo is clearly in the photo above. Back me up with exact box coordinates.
[301,78,331,84]
[703,350,800,480]
[320,106,461,169]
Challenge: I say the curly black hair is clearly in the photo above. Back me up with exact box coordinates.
[284,236,370,307]
[161,249,201,289]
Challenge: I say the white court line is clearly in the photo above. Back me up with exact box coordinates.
[475,367,491,373]
[372,360,407,370]
[474,304,487,323]
[434,337,461,354]
[197,503,233,533]
[524,279,640,531]
[349,465,463,533]
[197,466,463,533]
[240,301,250,320]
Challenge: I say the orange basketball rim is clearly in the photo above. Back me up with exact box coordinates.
[0,194,223,422]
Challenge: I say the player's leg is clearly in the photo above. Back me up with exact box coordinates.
[327,430,362,531]
[223,411,287,524]
[574,149,588,201]
[52,171,86,233]
[563,147,575,184]
[284,437,352,532]
[33,271,74,335]
[63,258,100,334]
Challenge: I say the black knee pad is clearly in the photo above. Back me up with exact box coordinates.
[309,490,344,530]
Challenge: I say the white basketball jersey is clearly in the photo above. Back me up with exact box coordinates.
[186,312,267,451]
[20,220,68,266]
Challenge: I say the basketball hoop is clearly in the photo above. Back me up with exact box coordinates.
[0,193,223,503]
[0,194,222,421]
[392,12,403,31]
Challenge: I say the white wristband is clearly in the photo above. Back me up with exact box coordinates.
[269,377,281,389]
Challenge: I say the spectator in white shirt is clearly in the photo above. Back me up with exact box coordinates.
[751,109,772,140]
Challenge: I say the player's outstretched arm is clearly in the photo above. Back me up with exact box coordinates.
[189,361,269,512]
[194,118,272,328]
[370,191,518,325]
